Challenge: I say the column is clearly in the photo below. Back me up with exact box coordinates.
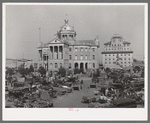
[62,46,64,59]
[58,46,60,59]
[53,46,54,59]
[78,62,80,69]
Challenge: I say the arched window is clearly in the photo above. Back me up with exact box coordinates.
[55,63,58,68]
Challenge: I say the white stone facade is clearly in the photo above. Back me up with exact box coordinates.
[102,34,133,69]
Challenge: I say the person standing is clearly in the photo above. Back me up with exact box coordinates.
[105,88,109,96]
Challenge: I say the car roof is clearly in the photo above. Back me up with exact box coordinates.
[111,98,136,105]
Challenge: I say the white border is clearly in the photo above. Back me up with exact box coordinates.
[2,3,148,121]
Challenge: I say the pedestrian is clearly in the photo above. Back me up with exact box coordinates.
[105,88,109,96]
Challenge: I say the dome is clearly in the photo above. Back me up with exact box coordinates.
[59,19,75,32]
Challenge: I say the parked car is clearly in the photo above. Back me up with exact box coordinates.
[110,98,137,108]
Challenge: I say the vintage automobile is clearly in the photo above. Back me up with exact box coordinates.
[109,83,123,89]
[110,98,137,108]
[90,83,97,88]
[72,85,80,91]
[7,87,28,102]
[23,90,54,108]
[81,96,91,103]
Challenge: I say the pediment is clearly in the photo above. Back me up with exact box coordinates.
[49,39,63,44]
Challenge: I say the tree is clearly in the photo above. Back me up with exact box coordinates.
[58,67,66,77]
[38,66,46,76]
[105,67,111,74]
[134,66,141,73]
[6,67,13,75]
[18,64,27,76]
[141,68,144,77]
[74,68,79,74]
[29,64,34,73]
[96,69,100,77]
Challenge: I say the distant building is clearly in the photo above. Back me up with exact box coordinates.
[101,34,133,69]
[132,59,144,69]
[6,58,33,68]
[37,19,100,72]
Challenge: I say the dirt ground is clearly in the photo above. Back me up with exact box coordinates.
[54,77,96,108]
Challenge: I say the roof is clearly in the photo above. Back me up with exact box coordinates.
[59,20,75,33]
[101,51,133,54]
[37,42,48,48]
[123,41,131,44]
[73,40,98,46]
[104,42,111,45]
[111,34,123,38]
[111,98,136,105]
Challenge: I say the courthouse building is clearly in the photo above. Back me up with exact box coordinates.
[37,19,99,72]
[101,34,133,69]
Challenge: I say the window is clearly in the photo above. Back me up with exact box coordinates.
[105,54,107,56]
[75,48,78,51]
[69,48,72,51]
[113,59,115,60]
[124,54,126,56]
[124,62,126,64]
[85,55,87,60]
[129,58,130,60]
[93,48,95,52]
[129,62,130,64]
[69,55,72,60]
[113,54,115,56]
[69,63,71,68]
[93,55,95,60]
[121,62,123,64]
[55,63,58,68]
[85,48,87,52]
[124,48,126,50]
[105,59,107,60]
[121,54,122,56]
[109,54,111,56]
[105,62,107,64]
[109,59,111,60]
[60,63,62,68]
[109,62,111,64]
[93,63,95,68]
[75,55,77,60]
[124,58,126,60]
[50,63,53,68]
[80,47,83,51]
[80,55,83,60]
[128,54,130,56]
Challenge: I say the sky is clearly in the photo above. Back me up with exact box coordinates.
[5,4,145,63]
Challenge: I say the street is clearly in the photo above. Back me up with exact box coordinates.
[54,77,96,108]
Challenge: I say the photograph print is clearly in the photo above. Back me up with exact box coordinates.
[3,3,148,121]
